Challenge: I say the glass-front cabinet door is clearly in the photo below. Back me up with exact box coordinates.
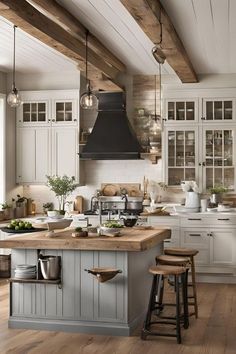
[166,127,198,186]
[18,101,48,125]
[203,128,235,190]
[166,99,197,122]
[203,99,234,121]
[52,99,77,125]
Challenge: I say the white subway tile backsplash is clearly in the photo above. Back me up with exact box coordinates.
[22,158,168,212]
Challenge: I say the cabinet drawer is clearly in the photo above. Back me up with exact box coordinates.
[181,229,209,248]
[181,215,236,227]
[148,216,179,227]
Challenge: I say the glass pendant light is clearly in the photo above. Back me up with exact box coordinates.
[152,4,165,129]
[7,25,21,108]
[80,31,98,110]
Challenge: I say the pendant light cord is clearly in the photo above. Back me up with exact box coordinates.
[13,25,17,88]
[159,62,162,119]
[156,4,162,47]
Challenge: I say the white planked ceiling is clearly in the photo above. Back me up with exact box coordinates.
[0,16,77,73]
[0,0,234,75]
[162,0,234,74]
[57,0,173,75]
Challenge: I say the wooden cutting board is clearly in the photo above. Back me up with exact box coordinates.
[101,183,141,196]
[74,196,84,213]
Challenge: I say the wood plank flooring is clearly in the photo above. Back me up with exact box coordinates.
[0,279,236,353]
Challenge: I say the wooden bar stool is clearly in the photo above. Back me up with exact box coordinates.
[141,265,188,344]
[156,254,190,326]
[164,248,199,318]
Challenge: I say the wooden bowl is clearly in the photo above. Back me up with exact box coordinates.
[84,267,122,282]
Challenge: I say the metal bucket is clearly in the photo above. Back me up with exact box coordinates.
[39,256,61,280]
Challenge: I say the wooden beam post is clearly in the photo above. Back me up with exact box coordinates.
[0,0,124,90]
[121,0,198,83]
[27,0,126,73]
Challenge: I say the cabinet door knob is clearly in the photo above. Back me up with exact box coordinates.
[73,119,77,122]
[201,117,206,120]
[52,119,56,122]
[199,162,202,166]
[202,162,205,166]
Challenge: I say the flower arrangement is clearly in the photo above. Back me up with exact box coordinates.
[181,180,199,193]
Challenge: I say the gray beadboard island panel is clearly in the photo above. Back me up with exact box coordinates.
[9,243,162,336]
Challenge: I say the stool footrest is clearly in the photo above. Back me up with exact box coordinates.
[142,330,178,338]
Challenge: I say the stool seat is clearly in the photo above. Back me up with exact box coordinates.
[149,265,186,276]
[156,255,191,267]
[165,247,199,257]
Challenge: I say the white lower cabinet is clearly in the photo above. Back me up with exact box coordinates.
[148,217,180,249]
[210,229,236,267]
[180,216,236,274]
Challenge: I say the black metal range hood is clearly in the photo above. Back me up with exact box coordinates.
[80,92,143,160]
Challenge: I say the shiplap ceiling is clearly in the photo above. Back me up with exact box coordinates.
[0,0,234,75]
[162,0,234,74]
[0,16,77,73]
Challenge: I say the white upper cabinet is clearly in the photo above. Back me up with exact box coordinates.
[16,90,82,184]
[202,99,234,121]
[51,127,79,181]
[163,91,236,191]
[164,126,199,186]
[165,99,198,123]
[16,127,50,184]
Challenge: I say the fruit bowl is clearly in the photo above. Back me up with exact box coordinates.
[99,226,123,236]
[99,221,123,237]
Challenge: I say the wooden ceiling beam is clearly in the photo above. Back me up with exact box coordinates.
[121,0,198,83]
[27,0,125,73]
[0,0,124,91]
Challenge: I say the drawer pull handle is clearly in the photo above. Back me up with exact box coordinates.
[217,218,230,221]
[165,240,171,243]
[188,218,202,221]
[189,234,201,236]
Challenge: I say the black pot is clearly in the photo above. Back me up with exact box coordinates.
[123,218,137,227]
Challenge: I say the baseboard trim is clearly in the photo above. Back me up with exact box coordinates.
[9,313,145,336]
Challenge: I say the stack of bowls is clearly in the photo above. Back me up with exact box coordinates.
[15,264,37,279]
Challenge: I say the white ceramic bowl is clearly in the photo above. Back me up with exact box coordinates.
[47,210,60,217]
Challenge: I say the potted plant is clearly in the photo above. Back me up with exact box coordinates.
[0,202,14,220]
[209,185,228,204]
[42,202,54,215]
[46,175,79,214]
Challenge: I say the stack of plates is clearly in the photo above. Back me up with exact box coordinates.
[15,264,37,279]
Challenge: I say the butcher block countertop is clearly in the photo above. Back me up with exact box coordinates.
[0,228,170,252]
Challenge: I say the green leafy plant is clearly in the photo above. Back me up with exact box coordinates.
[43,202,54,211]
[46,175,79,212]
[209,185,228,194]
[75,227,82,232]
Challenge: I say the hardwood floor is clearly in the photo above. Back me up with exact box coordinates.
[0,279,236,353]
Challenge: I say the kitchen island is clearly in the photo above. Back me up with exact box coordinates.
[0,227,170,336]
